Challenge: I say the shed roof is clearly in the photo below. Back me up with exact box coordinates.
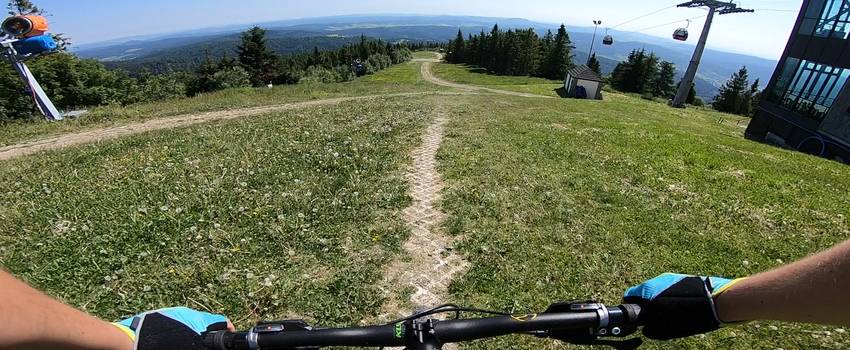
[567,65,603,82]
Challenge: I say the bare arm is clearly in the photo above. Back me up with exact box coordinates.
[715,239,850,326]
[0,270,133,350]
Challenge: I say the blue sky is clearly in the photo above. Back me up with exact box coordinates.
[31,0,802,60]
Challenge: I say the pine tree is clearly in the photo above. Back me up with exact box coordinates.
[650,61,676,98]
[746,79,761,117]
[237,26,279,87]
[713,66,751,114]
[7,0,40,15]
[676,81,698,104]
[611,49,657,94]
[546,24,575,80]
[449,29,465,63]
[588,53,601,76]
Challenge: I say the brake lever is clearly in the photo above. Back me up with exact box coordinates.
[543,301,643,350]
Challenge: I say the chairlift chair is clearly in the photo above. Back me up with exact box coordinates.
[673,20,691,41]
[602,28,613,45]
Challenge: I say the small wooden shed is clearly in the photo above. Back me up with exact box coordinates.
[564,65,604,100]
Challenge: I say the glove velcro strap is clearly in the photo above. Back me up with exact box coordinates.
[110,322,136,341]
[711,277,748,327]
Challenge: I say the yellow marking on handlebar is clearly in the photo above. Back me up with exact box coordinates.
[511,314,538,322]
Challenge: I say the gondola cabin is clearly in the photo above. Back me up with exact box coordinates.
[603,35,613,45]
[673,28,689,41]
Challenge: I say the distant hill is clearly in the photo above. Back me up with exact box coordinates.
[101,33,365,75]
[73,14,779,100]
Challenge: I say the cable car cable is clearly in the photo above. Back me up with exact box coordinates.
[609,5,677,29]
[617,15,706,39]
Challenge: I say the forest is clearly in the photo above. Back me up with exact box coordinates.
[0,24,412,121]
[442,24,761,116]
[103,35,369,76]
[444,24,576,81]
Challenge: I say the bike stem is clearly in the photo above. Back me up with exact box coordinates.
[406,318,444,350]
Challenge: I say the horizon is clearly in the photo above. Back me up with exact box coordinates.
[33,0,802,61]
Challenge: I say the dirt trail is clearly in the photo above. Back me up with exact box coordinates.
[0,92,471,161]
[419,58,554,99]
[378,102,468,330]
[1,53,549,161]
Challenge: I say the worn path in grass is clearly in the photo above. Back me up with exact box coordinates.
[419,58,554,99]
[0,54,549,162]
[0,92,476,161]
[378,102,468,324]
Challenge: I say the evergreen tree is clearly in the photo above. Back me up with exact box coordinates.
[746,79,761,117]
[546,24,575,80]
[650,61,676,98]
[611,49,652,94]
[237,26,279,87]
[676,81,698,104]
[713,66,751,114]
[587,53,601,76]
[448,29,465,63]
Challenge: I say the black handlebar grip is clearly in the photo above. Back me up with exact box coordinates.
[203,331,230,350]
[620,303,647,325]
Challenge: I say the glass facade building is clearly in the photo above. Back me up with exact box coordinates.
[747,0,850,161]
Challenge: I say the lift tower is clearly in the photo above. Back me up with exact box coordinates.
[670,0,754,108]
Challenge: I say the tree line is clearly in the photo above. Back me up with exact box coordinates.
[442,23,762,116]
[0,21,412,120]
[444,24,576,81]
[609,48,760,115]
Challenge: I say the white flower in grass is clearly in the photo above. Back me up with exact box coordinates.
[143,286,151,292]
[240,182,248,187]
[189,226,197,232]
[139,252,149,258]
[99,249,108,255]
[743,260,750,266]
[246,272,254,279]
[263,278,273,287]
[160,205,169,212]
[214,223,221,229]
[298,213,305,218]
[277,215,285,220]
[238,207,246,212]
[175,207,183,214]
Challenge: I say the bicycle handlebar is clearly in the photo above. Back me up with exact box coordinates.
[203,302,647,350]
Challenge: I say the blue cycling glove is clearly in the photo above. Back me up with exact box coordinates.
[112,307,230,350]
[624,273,746,340]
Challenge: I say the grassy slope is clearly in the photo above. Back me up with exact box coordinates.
[0,96,433,327]
[1,57,848,350]
[430,63,564,98]
[438,93,850,349]
[0,61,442,147]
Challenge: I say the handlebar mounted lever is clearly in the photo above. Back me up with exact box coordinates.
[249,320,320,350]
[542,301,643,350]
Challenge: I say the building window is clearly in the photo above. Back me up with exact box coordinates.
[801,0,850,38]
[768,58,850,121]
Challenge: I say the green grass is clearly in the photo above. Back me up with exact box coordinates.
[2,53,849,350]
[412,51,440,59]
[438,93,850,349]
[0,61,444,147]
[0,96,434,327]
[430,63,564,97]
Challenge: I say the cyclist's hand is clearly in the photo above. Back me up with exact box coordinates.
[624,273,745,340]
[112,307,235,350]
